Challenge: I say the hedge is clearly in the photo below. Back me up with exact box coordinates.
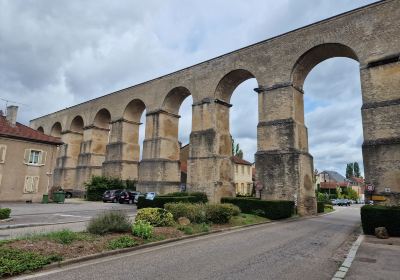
[361,205,400,236]
[317,202,325,213]
[0,208,11,220]
[221,197,294,220]
[85,176,135,201]
[161,192,208,203]
[137,196,201,209]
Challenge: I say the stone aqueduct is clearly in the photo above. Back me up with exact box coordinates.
[31,1,400,215]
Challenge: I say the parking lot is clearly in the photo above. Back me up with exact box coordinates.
[0,199,137,239]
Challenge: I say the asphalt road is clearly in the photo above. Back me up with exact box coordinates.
[17,206,361,280]
[0,200,136,239]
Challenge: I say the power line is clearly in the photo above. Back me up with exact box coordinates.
[0,97,28,106]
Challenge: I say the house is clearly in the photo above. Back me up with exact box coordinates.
[0,106,62,202]
[318,170,348,193]
[232,156,253,195]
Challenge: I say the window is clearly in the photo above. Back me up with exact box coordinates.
[29,150,40,164]
[24,149,46,165]
[241,166,244,174]
[23,176,39,193]
[241,183,244,193]
[0,145,6,163]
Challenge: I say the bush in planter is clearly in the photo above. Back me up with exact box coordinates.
[205,203,241,224]
[132,220,153,239]
[221,197,294,220]
[164,203,207,224]
[135,208,174,227]
[361,205,400,236]
[87,211,131,235]
[0,208,11,220]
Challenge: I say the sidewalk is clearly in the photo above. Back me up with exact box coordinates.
[345,235,400,279]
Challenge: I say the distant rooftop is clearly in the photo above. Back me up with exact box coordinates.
[0,116,62,145]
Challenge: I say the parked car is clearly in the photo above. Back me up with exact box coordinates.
[330,199,339,206]
[102,190,123,203]
[336,199,351,206]
[64,189,85,199]
[119,191,141,204]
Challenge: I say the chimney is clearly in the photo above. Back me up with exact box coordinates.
[6,105,18,126]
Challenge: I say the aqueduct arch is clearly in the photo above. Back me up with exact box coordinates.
[50,122,62,137]
[31,1,400,214]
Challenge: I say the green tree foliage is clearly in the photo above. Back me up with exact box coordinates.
[231,136,243,159]
[345,163,354,179]
[353,162,361,177]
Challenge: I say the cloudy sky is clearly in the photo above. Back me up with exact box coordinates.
[1,0,377,176]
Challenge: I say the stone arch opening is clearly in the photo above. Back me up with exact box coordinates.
[215,69,255,103]
[70,116,84,133]
[123,99,147,159]
[93,108,111,129]
[291,43,359,90]
[50,122,62,137]
[214,69,258,197]
[161,87,192,189]
[288,43,363,213]
[37,126,44,133]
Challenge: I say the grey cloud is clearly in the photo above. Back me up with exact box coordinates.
[1,0,376,173]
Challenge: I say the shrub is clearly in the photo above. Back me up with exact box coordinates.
[205,204,240,224]
[87,211,131,235]
[137,196,201,209]
[85,176,125,201]
[177,223,209,235]
[361,205,400,236]
[39,229,88,245]
[165,203,207,223]
[0,208,11,220]
[107,236,137,250]
[132,220,153,239]
[161,192,208,203]
[135,208,174,227]
[221,197,294,220]
[317,202,325,213]
[0,248,62,277]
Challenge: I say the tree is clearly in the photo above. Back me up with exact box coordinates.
[353,162,361,177]
[345,163,354,179]
[231,136,243,159]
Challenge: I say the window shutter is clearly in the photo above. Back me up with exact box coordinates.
[24,176,31,193]
[0,145,6,163]
[33,176,40,192]
[24,149,30,164]
[40,151,47,165]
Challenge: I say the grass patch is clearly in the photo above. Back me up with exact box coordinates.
[0,247,62,277]
[324,207,334,213]
[107,236,137,250]
[177,223,210,235]
[229,213,269,227]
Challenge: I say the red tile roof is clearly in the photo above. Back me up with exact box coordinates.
[231,156,252,165]
[0,116,62,145]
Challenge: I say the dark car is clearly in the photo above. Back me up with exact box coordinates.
[119,191,141,204]
[64,189,85,199]
[102,190,123,203]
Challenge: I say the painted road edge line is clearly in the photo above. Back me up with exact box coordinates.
[332,234,364,280]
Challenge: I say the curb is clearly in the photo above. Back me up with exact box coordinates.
[0,218,13,223]
[332,234,364,280]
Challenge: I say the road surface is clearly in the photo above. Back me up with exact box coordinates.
[0,200,136,239]
[16,206,361,280]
